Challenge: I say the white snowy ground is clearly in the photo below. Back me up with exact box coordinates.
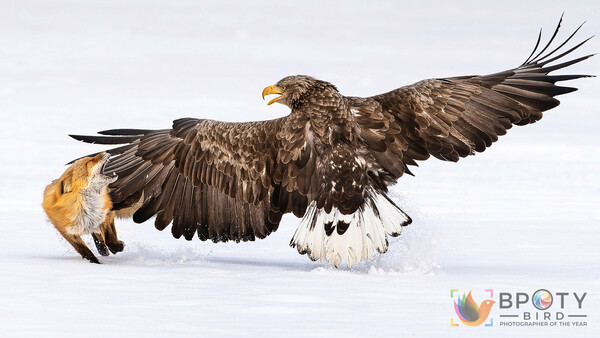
[0,1,599,337]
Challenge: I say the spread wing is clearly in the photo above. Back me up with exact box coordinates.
[70,115,314,243]
[352,17,594,180]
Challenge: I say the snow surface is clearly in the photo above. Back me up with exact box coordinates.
[0,1,599,337]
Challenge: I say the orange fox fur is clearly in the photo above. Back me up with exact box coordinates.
[42,152,124,263]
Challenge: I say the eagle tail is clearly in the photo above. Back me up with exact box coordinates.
[290,188,412,268]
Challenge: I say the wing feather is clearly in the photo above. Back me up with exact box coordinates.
[70,115,317,242]
[351,18,593,181]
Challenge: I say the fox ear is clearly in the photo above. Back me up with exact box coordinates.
[61,177,72,194]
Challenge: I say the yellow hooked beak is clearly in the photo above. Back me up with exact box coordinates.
[262,85,284,105]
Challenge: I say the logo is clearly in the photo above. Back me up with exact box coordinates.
[451,289,495,327]
[498,290,588,326]
[451,288,588,328]
[532,289,553,310]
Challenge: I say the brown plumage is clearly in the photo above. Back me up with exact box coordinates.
[71,17,593,267]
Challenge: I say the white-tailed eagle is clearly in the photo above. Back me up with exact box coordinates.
[71,17,593,267]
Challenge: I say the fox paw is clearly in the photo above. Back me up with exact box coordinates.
[108,241,125,254]
[85,255,101,264]
[96,244,110,256]
[92,235,110,256]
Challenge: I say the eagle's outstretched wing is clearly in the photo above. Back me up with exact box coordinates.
[71,115,314,243]
[352,17,594,180]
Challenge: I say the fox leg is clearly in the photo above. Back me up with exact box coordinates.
[92,232,110,256]
[102,212,125,254]
[57,230,100,264]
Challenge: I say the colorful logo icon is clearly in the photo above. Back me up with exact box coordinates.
[532,289,553,310]
[453,291,496,326]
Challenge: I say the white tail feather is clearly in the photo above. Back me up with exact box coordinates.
[290,188,412,268]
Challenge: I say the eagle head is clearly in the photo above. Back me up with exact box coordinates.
[262,75,339,109]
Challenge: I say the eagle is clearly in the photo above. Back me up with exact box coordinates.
[71,18,593,267]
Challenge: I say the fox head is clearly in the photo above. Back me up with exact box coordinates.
[60,152,117,194]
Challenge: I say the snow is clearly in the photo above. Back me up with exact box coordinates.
[0,1,599,337]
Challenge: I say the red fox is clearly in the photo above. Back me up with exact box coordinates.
[42,152,124,263]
